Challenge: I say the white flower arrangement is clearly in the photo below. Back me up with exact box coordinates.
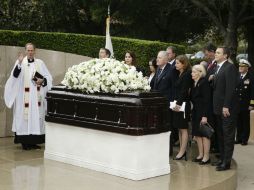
[61,58,151,94]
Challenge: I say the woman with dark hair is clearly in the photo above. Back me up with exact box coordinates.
[172,55,192,161]
[148,58,157,88]
[124,51,144,74]
[124,51,136,66]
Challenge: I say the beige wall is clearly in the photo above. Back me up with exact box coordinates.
[0,45,92,137]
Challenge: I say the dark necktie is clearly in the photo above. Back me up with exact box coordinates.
[208,62,216,70]
[207,63,213,70]
[215,65,220,74]
[158,68,162,76]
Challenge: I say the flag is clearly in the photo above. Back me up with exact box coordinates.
[105,5,114,58]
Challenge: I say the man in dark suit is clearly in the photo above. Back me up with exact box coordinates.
[152,51,173,156]
[166,46,179,101]
[235,59,254,145]
[153,51,172,99]
[166,46,179,151]
[166,46,176,67]
[213,46,239,171]
[204,43,217,82]
[203,44,220,155]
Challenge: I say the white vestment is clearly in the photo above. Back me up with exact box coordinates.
[4,57,52,135]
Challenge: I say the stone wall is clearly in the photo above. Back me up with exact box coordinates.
[0,45,92,137]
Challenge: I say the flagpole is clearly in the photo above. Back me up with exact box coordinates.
[106,5,110,35]
[105,4,114,58]
[108,5,110,17]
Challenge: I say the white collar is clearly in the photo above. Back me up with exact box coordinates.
[241,72,247,78]
[169,59,175,65]
[159,64,167,71]
[217,60,227,67]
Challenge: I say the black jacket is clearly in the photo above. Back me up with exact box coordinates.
[236,71,254,110]
[173,69,192,106]
[152,63,172,100]
[191,77,211,118]
[213,61,239,115]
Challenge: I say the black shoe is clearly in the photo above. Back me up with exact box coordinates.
[234,140,241,144]
[192,157,203,162]
[215,154,221,159]
[22,144,31,150]
[199,159,211,165]
[216,163,230,171]
[173,152,187,161]
[241,142,248,146]
[211,160,222,166]
[30,145,41,150]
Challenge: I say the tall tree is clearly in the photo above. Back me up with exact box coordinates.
[84,0,208,43]
[191,0,254,62]
[0,0,210,45]
[244,4,254,65]
[0,0,44,30]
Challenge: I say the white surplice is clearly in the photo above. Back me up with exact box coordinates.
[4,56,52,135]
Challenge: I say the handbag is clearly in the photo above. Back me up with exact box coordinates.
[199,122,214,139]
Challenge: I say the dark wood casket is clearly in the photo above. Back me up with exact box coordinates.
[45,85,170,136]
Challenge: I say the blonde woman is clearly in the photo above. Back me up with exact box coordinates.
[191,65,212,164]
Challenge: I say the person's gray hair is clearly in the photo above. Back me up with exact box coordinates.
[192,64,206,78]
[158,51,169,59]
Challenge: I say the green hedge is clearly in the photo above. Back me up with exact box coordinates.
[0,30,185,70]
[189,58,206,66]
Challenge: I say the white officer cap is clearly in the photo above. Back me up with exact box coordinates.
[239,59,251,67]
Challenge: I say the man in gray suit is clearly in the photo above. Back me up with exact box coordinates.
[213,46,239,171]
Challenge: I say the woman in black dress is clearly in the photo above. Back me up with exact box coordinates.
[172,55,192,160]
[191,64,211,164]
[148,58,157,88]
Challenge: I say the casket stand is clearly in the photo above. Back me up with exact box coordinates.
[44,85,171,180]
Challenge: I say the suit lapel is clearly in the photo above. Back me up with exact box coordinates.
[242,73,248,80]
[171,60,176,67]
[192,78,201,99]
[214,61,231,88]
[216,62,227,75]
[156,64,169,84]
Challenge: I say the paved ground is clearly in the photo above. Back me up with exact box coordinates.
[234,140,254,190]
[0,137,252,190]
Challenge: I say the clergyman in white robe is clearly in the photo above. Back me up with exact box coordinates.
[4,55,52,150]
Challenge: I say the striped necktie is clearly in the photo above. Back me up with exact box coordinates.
[158,68,162,76]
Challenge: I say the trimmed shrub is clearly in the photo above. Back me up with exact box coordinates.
[0,30,186,72]
[189,58,206,66]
